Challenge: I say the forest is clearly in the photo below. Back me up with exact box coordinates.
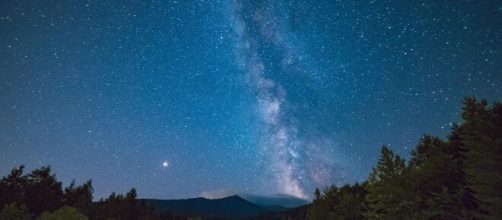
[306,97,502,220]
[1,97,501,220]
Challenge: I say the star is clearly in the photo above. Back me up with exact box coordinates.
[0,0,499,200]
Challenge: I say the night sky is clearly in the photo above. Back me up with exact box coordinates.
[1,0,501,200]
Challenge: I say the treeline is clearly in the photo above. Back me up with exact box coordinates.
[0,166,170,220]
[307,97,502,219]
[1,97,500,220]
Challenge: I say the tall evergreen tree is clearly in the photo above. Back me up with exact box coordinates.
[329,183,366,220]
[307,184,366,220]
[447,124,478,217]
[460,98,502,218]
[365,146,415,219]
[307,187,332,220]
[408,135,468,219]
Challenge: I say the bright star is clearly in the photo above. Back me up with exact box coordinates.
[162,161,169,168]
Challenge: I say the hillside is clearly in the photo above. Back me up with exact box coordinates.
[141,195,291,219]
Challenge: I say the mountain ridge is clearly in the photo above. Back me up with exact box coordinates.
[239,193,310,208]
[140,194,303,218]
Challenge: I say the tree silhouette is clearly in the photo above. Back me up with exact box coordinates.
[23,166,64,216]
[460,98,502,218]
[307,184,366,220]
[1,97,501,219]
[407,135,464,218]
[364,146,415,219]
[0,166,28,208]
[63,180,93,216]
[0,166,159,219]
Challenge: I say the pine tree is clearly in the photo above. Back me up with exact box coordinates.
[447,124,478,218]
[329,183,366,220]
[307,187,331,220]
[365,146,415,219]
[314,188,321,201]
[408,135,467,219]
[460,98,502,218]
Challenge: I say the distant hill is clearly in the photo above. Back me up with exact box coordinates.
[141,195,293,219]
[239,194,310,208]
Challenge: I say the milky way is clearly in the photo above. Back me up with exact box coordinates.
[0,0,500,200]
[227,0,342,198]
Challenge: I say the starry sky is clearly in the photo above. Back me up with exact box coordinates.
[1,0,501,200]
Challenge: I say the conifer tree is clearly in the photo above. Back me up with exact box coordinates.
[365,146,415,219]
[408,135,467,219]
[460,98,502,218]
[307,187,331,220]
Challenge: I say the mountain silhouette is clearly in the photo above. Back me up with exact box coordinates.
[239,194,310,208]
[141,195,292,218]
